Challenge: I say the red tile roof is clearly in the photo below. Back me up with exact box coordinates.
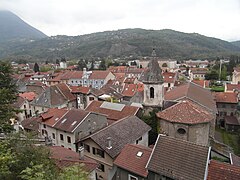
[165,82,217,113]
[12,96,25,108]
[192,80,210,88]
[69,86,90,94]
[114,144,152,177]
[157,100,214,124]
[213,92,238,104]
[122,84,137,97]
[208,160,240,180]
[226,83,240,92]
[41,108,68,127]
[49,146,98,172]
[19,92,37,101]
[163,72,176,83]
[85,101,140,121]
[89,71,112,79]
[55,83,76,101]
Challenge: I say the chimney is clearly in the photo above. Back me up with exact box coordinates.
[78,146,84,160]
[107,137,112,149]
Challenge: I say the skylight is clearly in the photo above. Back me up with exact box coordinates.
[136,151,143,157]
[71,121,77,126]
[61,118,67,123]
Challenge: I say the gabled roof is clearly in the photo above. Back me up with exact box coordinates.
[157,100,214,124]
[41,108,68,127]
[213,92,238,104]
[49,146,98,172]
[147,135,209,180]
[165,82,217,113]
[81,116,151,159]
[31,83,75,108]
[85,101,140,121]
[208,160,240,180]
[53,109,90,132]
[114,144,152,177]
[140,60,163,84]
[19,92,37,101]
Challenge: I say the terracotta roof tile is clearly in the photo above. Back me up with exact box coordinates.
[208,160,240,180]
[192,80,210,88]
[157,100,214,124]
[165,82,217,113]
[41,108,68,127]
[226,84,240,92]
[49,146,98,172]
[122,84,137,97]
[12,96,25,108]
[85,101,140,121]
[163,72,176,83]
[69,86,90,94]
[19,92,37,101]
[89,71,112,79]
[21,117,40,131]
[213,92,238,104]
[114,144,152,177]
[147,135,209,180]
[53,109,89,132]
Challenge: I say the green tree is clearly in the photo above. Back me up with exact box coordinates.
[142,109,159,145]
[77,59,87,71]
[59,165,88,180]
[33,63,40,73]
[99,59,106,70]
[0,61,18,133]
[0,132,58,180]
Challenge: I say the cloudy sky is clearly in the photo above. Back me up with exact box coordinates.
[1,0,240,41]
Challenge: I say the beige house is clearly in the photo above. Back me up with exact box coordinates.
[39,108,108,151]
[76,116,151,180]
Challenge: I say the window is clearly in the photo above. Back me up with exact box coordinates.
[52,133,55,139]
[150,87,154,98]
[177,128,186,135]
[67,136,71,143]
[136,137,142,144]
[97,149,105,158]
[84,144,90,152]
[89,97,94,101]
[128,174,138,180]
[43,124,46,128]
[92,147,104,158]
[98,164,105,172]
[60,134,64,141]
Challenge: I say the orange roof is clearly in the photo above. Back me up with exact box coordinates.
[69,86,90,94]
[163,72,176,83]
[208,160,240,180]
[41,108,68,127]
[213,92,238,104]
[114,144,152,177]
[157,100,214,124]
[226,83,240,91]
[122,84,137,97]
[192,80,210,88]
[19,92,37,101]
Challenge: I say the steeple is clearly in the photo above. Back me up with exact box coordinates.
[140,59,163,84]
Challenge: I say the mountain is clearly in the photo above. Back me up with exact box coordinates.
[232,41,240,48]
[0,10,47,42]
[1,28,240,60]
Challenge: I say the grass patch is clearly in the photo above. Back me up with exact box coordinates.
[216,128,240,155]
[211,86,224,92]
